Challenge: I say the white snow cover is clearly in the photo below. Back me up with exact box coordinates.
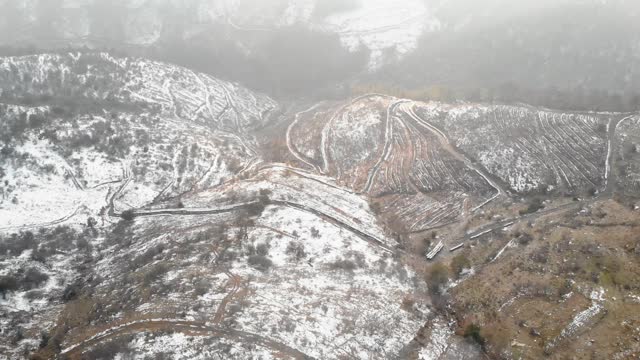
[0,53,276,230]
[229,205,427,359]
[74,164,427,359]
[418,318,453,360]
[545,287,607,352]
[182,166,394,248]
[0,135,108,229]
[320,0,440,67]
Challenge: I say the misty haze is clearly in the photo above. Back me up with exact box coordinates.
[0,1,639,359]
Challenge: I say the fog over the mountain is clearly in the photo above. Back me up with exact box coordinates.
[0,0,638,109]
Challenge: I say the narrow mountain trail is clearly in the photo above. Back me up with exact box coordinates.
[363,99,410,193]
[256,164,359,195]
[115,181,394,254]
[604,114,637,193]
[271,200,394,253]
[125,200,394,254]
[212,271,243,324]
[458,194,611,245]
[287,103,325,173]
[402,103,509,203]
[127,202,258,217]
[0,206,81,232]
[208,235,246,326]
[60,319,316,360]
[107,166,133,217]
[65,168,85,190]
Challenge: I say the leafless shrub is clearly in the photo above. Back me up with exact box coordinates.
[248,255,273,272]
[286,241,307,262]
[328,258,357,272]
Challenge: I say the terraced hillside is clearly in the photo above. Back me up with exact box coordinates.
[0,53,276,135]
[417,103,612,194]
[287,97,624,233]
[0,53,276,230]
[287,95,498,233]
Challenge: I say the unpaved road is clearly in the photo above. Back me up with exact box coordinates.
[363,99,410,193]
[61,319,316,359]
[123,199,394,254]
[403,103,509,199]
[604,114,637,194]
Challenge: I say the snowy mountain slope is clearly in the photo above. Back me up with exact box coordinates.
[14,166,431,360]
[283,95,628,235]
[0,53,276,230]
[1,50,639,359]
[287,95,497,233]
[416,103,612,194]
[614,114,640,194]
[0,54,437,359]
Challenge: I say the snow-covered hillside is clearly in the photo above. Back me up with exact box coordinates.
[53,167,429,359]
[0,53,276,230]
[0,53,438,359]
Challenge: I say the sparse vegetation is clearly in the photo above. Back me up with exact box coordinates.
[0,275,18,299]
[121,209,136,221]
[450,254,471,279]
[143,263,169,285]
[328,258,358,272]
[463,323,485,348]
[1,21,639,360]
[286,241,307,262]
[426,263,450,295]
[520,197,544,215]
[22,267,49,290]
[248,255,273,272]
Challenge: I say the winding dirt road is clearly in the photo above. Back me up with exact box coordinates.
[60,319,315,359]
[287,103,325,173]
[320,94,395,175]
[212,272,242,324]
[604,114,637,193]
[403,103,509,202]
[363,100,410,193]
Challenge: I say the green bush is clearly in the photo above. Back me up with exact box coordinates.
[464,323,486,347]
